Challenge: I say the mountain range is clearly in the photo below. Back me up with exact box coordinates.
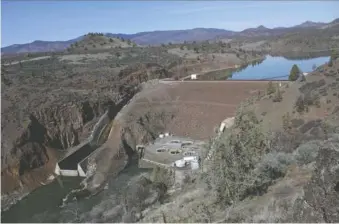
[2,19,338,54]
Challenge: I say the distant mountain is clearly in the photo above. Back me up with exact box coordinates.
[2,19,338,54]
[293,20,327,28]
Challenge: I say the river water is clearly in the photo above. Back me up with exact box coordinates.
[1,54,331,223]
[1,163,151,223]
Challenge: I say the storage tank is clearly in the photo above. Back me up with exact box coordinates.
[191,160,199,170]
[183,156,198,162]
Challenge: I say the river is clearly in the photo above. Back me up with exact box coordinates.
[1,163,151,223]
[202,55,330,80]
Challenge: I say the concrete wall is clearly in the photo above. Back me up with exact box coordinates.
[59,169,79,176]
[56,110,112,177]
[89,111,110,145]
[56,92,136,177]
[77,164,86,177]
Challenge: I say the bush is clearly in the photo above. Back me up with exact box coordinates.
[272,84,282,102]
[295,95,306,113]
[151,166,174,188]
[256,152,295,180]
[266,81,276,95]
[290,118,305,128]
[294,140,322,165]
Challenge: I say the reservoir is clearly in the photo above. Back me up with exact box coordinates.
[202,55,330,80]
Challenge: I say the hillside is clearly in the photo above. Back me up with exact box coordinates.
[1,38,259,213]
[67,33,137,53]
[2,18,339,54]
[113,57,339,223]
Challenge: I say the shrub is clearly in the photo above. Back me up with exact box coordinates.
[294,140,322,165]
[295,95,306,113]
[266,81,276,95]
[256,152,295,180]
[290,118,305,128]
[282,112,292,131]
[151,166,174,188]
[272,84,283,102]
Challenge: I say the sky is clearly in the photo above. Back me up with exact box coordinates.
[1,1,339,47]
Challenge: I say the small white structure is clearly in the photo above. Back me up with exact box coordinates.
[219,117,235,133]
[159,134,164,138]
[303,72,309,76]
[191,74,197,80]
[165,132,170,137]
[173,159,186,168]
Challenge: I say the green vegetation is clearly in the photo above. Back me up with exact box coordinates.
[206,103,270,205]
[289,64,301,81]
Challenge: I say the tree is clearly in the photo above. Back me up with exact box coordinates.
[312,64,317,71]
[115,52,121,58]
[180,45,184,50]
[289,64,301,81]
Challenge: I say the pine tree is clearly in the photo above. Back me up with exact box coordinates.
[289,64,300,81]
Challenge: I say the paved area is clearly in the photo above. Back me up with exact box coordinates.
[140,135,204,167]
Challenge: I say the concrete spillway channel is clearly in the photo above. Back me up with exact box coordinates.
[55,110,111,177]
[54,93,135,177]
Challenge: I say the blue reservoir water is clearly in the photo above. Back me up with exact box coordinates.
[230,55,330,80]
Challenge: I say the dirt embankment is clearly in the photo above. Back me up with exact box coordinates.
[82,81,177,192]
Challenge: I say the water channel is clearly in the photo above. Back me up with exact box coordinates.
[1,54,331,223]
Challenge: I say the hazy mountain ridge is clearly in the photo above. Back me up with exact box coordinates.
[2,19,338,54]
